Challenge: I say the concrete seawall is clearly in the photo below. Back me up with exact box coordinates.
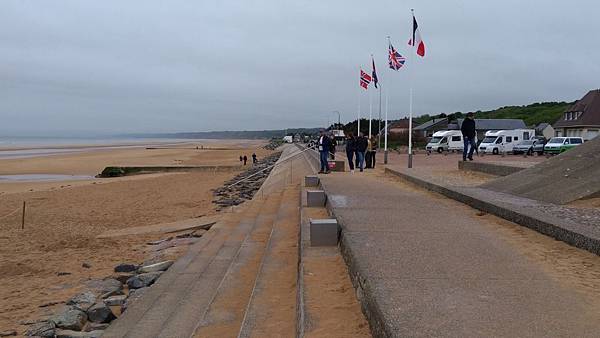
[458,160,526,176]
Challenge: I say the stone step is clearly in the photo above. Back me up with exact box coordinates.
[102,195,278,338]
[238,185,300,337]
[190,191,284,337]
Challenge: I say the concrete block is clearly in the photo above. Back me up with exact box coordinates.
[310,218,339,246]
[305,175,320,187]
[328,160,346,172]
[306,190,326,207]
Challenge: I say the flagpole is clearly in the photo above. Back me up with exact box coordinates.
[369,81,373,139]
[357,67,361,136]
[378,81,382,149]
[408,9,415,169]
[384,36,391,164]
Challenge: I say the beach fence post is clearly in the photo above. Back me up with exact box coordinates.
[21,201,26,230]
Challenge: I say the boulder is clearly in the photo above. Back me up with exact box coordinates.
[112,273,134,285]
[55,329,104,338]
[86,302,115,323]
[137,260,174,273]
[50,307,87,331]
[104,295,127,306]
[114,263,138,273]
[24,321,55,337]
[88,278,123,295]
[84,323,109,332]
[66,291,96,311]
[126,271,162,289]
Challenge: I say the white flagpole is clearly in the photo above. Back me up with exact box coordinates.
[384,75,389,164]
[408,9,415,169]
[369,82,373,139]
[357,67,361,136]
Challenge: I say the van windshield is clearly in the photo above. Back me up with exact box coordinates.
[548,137,565,144]
[482,136,497,143]
[430,136,443,143]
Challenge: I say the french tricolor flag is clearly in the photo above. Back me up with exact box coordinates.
[409,14,426,57]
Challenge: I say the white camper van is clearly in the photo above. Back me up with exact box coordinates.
[478,129,535,154]
[283,135,293,143]
[426,130,463,153]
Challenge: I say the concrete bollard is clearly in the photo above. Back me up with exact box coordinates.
[305,175,319,187]
[310,218,339,246]
[306,190,326,207]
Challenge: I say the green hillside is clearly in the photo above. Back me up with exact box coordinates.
[415,101,574,127]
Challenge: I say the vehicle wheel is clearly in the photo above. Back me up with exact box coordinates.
[493,148,499,155]
[437,147,443,154]
[527,148,533,156]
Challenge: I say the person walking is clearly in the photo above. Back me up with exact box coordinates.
[345,132,356,173]
[365,137,373,168]
[318,129,332,174]
[461,112,477,161]
[252,153,257,164]
[356,132,368,172]
[370,135,378,169]
[330,137,337,160]
[243,155,248,165]
[239,155,243,163]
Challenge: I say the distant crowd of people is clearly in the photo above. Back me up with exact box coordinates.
[317,129,378,174]
[239,153,258,165]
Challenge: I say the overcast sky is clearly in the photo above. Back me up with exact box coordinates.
[1,1,599,135]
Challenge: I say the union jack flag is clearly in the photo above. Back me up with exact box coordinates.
[360,69,371,90]
[388,42,405,71]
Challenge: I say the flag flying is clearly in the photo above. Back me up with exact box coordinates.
[371,56,379,88]
[388,42,405,70]
[409,14,426,57]
[360,69,372,90]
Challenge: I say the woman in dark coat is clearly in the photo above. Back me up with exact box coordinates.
[345,132,356,173]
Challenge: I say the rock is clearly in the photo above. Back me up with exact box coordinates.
[89,278,123,295]
[137,260,174,273]
[82,262,92,269]
[126,271,162,289]
[84,323,109,332]
[55,329,104,338]
[24,321,55,337]
[39,300,66,308]
[86,302,115,323]
[104,294,127,306]
[0,330,17,337]
[112,273,134,285]
[66,291,96,311]
[50,307,87,331]
[114,263,138,273]
[57,271,72,276]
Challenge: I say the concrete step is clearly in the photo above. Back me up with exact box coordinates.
[238,185,300,337]
[102,195,279,338]
[190,192,284,337]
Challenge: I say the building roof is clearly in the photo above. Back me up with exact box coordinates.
[535,123,551,131]
[389,118,417,129]
[457,119,527,130]
[414,118,448,130]
[554,89,600,128]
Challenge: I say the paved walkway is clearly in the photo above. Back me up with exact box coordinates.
[320,173,600,337]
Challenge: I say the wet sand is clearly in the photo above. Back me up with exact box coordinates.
[0,140,271,333]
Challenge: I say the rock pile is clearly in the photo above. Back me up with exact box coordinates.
[264,140,283,150]
[22,260,174,337]
[212,152,282,210]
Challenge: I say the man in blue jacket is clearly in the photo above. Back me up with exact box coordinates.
[317,129,332,174]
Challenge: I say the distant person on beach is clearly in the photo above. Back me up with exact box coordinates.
[461,112,477,161]
[239,155,243,163]
[318,129,332,174]
[252,153,257,164]
[345,132,356,173]
[243,155,248,165]
[356,132,368,172]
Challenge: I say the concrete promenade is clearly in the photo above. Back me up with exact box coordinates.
[320,173,600,337]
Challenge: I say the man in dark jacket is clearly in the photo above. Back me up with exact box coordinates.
[318,130,332,174]
[355,132,368,172]
[461,112,477,161]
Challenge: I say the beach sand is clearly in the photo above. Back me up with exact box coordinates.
[0,140,271,333]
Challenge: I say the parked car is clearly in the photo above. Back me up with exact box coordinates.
[543,137,584,154]
[513,139,544,155]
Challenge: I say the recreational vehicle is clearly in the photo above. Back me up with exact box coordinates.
[477,129,535,154]
[426,130,463,153]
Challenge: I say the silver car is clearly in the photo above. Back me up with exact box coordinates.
[513,139,544,155]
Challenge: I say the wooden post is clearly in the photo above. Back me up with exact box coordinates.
[21,201,26,230]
